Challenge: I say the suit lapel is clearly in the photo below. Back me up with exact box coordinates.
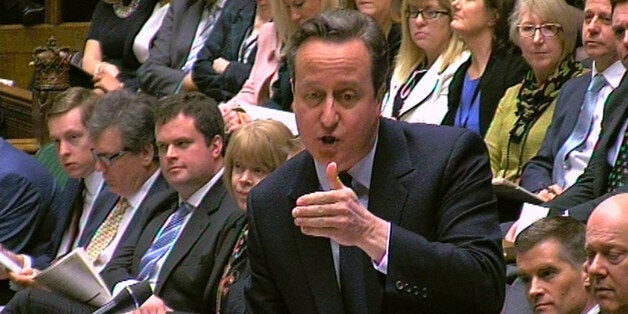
[288,155,345,312]
[370,120,414,224]
[155,180,227,293]
[175,0,206,68]
[398,59,443,117]
[78,186,119,247]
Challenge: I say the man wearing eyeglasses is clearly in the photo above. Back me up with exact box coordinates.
[520,0,624,203]
[2,90,175,312]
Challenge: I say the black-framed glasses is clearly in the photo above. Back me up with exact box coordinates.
[92,148,131,166]
[516,23,562,38]
[405,8,449,20]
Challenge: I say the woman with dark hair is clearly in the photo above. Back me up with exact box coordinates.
[444,0,529,137]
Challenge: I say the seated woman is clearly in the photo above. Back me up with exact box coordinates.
[81,0,161,93]
[381,0,468,123]
[485,0,584,183]
[191,0,272,102]
[345,0,401,68]
[445,0,528,137]
[220,0,342,133]
[216,119,302,314]
[485,0,584,222]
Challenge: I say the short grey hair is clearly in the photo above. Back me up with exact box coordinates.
[87,90,157,154]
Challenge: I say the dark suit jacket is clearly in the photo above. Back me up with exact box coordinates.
[102,178,243,312]
[138,0,208,97]
[192,0,256,102]
[246,119,505,313]
[0,137,62,302]
[0,138,61,256]
[31,178,116,269]
[78,173,171,247]
[444,50,529,137]
[544,76,628,221]
[520,74,591,193]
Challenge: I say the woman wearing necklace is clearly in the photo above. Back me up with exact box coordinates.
[484,0,584,222]
[381,0,468,124]
[445,0,528,137]
[81,0,159,93]
[485,0,584,183]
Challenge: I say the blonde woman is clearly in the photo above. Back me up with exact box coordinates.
[382,0,469,123]
[485,0,583,183]
[216,119,301,313]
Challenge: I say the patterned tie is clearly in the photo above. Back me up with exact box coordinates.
[137,202,191,281]
[337,173,369,313]
[85,198,130,262]
[608,130,628,192]
[553,74,607,187]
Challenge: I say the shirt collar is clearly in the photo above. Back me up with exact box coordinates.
[126,169,161,209]
[181,167,224,208]
[314,137,378,191]
[592,60,626,89]
[84,171,104,196]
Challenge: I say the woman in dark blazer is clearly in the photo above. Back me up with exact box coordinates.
[444,0,529,137]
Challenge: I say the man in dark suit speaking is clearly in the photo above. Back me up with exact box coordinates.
[245,9,505,314]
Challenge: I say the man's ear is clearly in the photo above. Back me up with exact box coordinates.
[141,143,156,166]
[209,134,224,159]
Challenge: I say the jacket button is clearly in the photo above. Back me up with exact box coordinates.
[395,280,404,290]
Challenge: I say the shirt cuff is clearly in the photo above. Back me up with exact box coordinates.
[372,222,391,274]
[21,254,32,269]
[112,279,140,296]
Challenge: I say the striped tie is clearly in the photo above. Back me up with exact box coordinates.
[137,203,191,281]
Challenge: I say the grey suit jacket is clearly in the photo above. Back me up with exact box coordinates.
[138,0,209,97]
[520,74,590,193]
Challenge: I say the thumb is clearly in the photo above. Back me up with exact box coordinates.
[326,162,344,190]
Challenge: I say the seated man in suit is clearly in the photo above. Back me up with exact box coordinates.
[585,194,628,314]
[0,137,61,303]
[505,0,628,234]
[245,9,504,313]
[520,0,624,202]
[137,0,236,98]
[3,92,243,313]
[2,90,172,310]
[503,216,596,314]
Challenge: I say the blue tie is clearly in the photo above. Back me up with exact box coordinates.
[137,203,191,281]
[553,74,607,187]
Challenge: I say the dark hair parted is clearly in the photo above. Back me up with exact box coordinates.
[155,92,225,147]
[87,90,157,154]
[287,9,390,99]
[515,216,586,268]
[48,87,100,126]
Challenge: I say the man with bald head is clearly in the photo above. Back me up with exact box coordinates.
[586,194,628,314]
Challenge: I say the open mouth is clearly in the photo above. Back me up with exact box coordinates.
[320,136,338,144]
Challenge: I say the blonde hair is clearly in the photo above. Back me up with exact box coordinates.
[223,120,303,204]
[272,0,344,53]
[345,0,402,22]
[509,0,577,60]
[393,0,465,81]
